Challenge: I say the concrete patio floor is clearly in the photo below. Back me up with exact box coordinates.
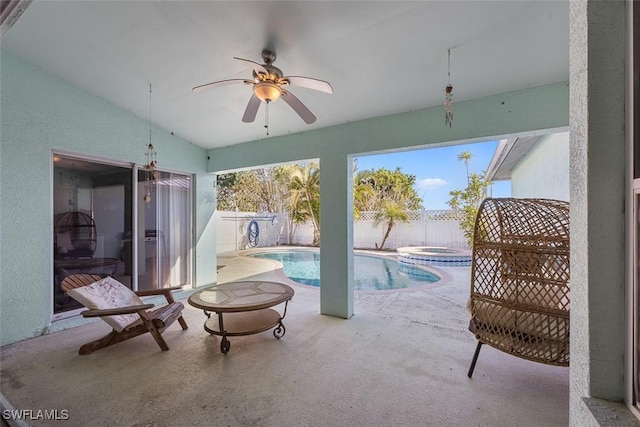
[0,251,569,426]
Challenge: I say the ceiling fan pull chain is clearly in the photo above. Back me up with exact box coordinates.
[264,101,270,135]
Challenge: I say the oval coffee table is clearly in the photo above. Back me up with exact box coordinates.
[188,281,294,354]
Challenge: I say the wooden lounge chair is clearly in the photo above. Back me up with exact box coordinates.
[467,198,570,377]
[60,274,188,355]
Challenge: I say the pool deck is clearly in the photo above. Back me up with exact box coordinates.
[0,246,569,426]
[217,247,486,338]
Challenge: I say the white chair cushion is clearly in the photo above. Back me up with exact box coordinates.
[66,276,144,332]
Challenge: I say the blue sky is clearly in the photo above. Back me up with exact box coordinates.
[354,140,511,210]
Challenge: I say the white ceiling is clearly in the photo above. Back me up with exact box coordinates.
[1,1,569,150]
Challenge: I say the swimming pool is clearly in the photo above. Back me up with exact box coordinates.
[249,250,440,290]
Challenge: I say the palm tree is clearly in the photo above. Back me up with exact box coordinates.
[373,201,409,250]
[457,151,473,185]
[353,176,375,220]
[285,190,308,244]
[289,163,320,245]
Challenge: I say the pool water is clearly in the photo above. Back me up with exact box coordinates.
[250,250,440,290]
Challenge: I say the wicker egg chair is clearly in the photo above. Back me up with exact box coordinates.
[467,198,570,377]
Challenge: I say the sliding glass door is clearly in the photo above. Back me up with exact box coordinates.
[631,0,640,414]
[53,156,133,318]
[53,153,192,319]
[137,170,192,290]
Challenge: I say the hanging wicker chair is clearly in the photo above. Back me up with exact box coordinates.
[54,211,97,258]
[467,198,570,377]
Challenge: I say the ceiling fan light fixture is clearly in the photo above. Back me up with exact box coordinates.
[193,49,332,125]
[253,82,282,102]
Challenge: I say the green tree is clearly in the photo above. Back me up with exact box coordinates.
[354,167,422,249]
[457,151,473,185]
[216,172,238,211]
[289,162,320,246]
[354,167,422,212]
[219,163,425,249]
[353,177,375,220]
[285,190,308,244]
[271,164,301,244]
[216,170,263,211]
[447,171,491,247]
[216,163,321,246]
[373,201,410,250]
[353,166,379,217]
[216,166,293,213]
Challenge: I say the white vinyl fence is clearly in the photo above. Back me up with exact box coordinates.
[216,209,468,253]
[353,210,468,249]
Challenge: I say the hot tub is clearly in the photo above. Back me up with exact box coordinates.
[396,246,471,267]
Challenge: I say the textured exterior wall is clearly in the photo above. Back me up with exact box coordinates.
[512,132,570,201]
[569,0,628,425]
[0,51,214,345]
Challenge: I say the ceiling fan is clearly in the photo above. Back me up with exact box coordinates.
[193,49,333,125]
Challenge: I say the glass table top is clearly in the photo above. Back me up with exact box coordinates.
[188,281,294,312]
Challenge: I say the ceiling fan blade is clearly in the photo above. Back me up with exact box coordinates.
[242,93,261,123]
[284,76,333,94]
[281,90,317,124]
[192,79,251,93]
[233,57,268,76]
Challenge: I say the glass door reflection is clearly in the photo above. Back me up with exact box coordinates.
[137,170,191,290]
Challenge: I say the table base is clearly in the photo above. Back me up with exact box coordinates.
[202,304,288,354]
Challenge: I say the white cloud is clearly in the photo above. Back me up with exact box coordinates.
[417,178,447,190]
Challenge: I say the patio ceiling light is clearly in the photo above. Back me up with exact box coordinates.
[253,81,283,103]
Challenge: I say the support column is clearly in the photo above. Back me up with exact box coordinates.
[318,151,353,319]
[195,172,217,287]
[569,0,626,422]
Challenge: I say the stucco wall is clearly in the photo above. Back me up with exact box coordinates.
[569,0,628,425]
[0,51,216,345]
[511,132,570,201]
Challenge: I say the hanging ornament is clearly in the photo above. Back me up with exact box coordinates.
[144,83,158,203]
[145,143,157,171]
[445,49,454,127]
